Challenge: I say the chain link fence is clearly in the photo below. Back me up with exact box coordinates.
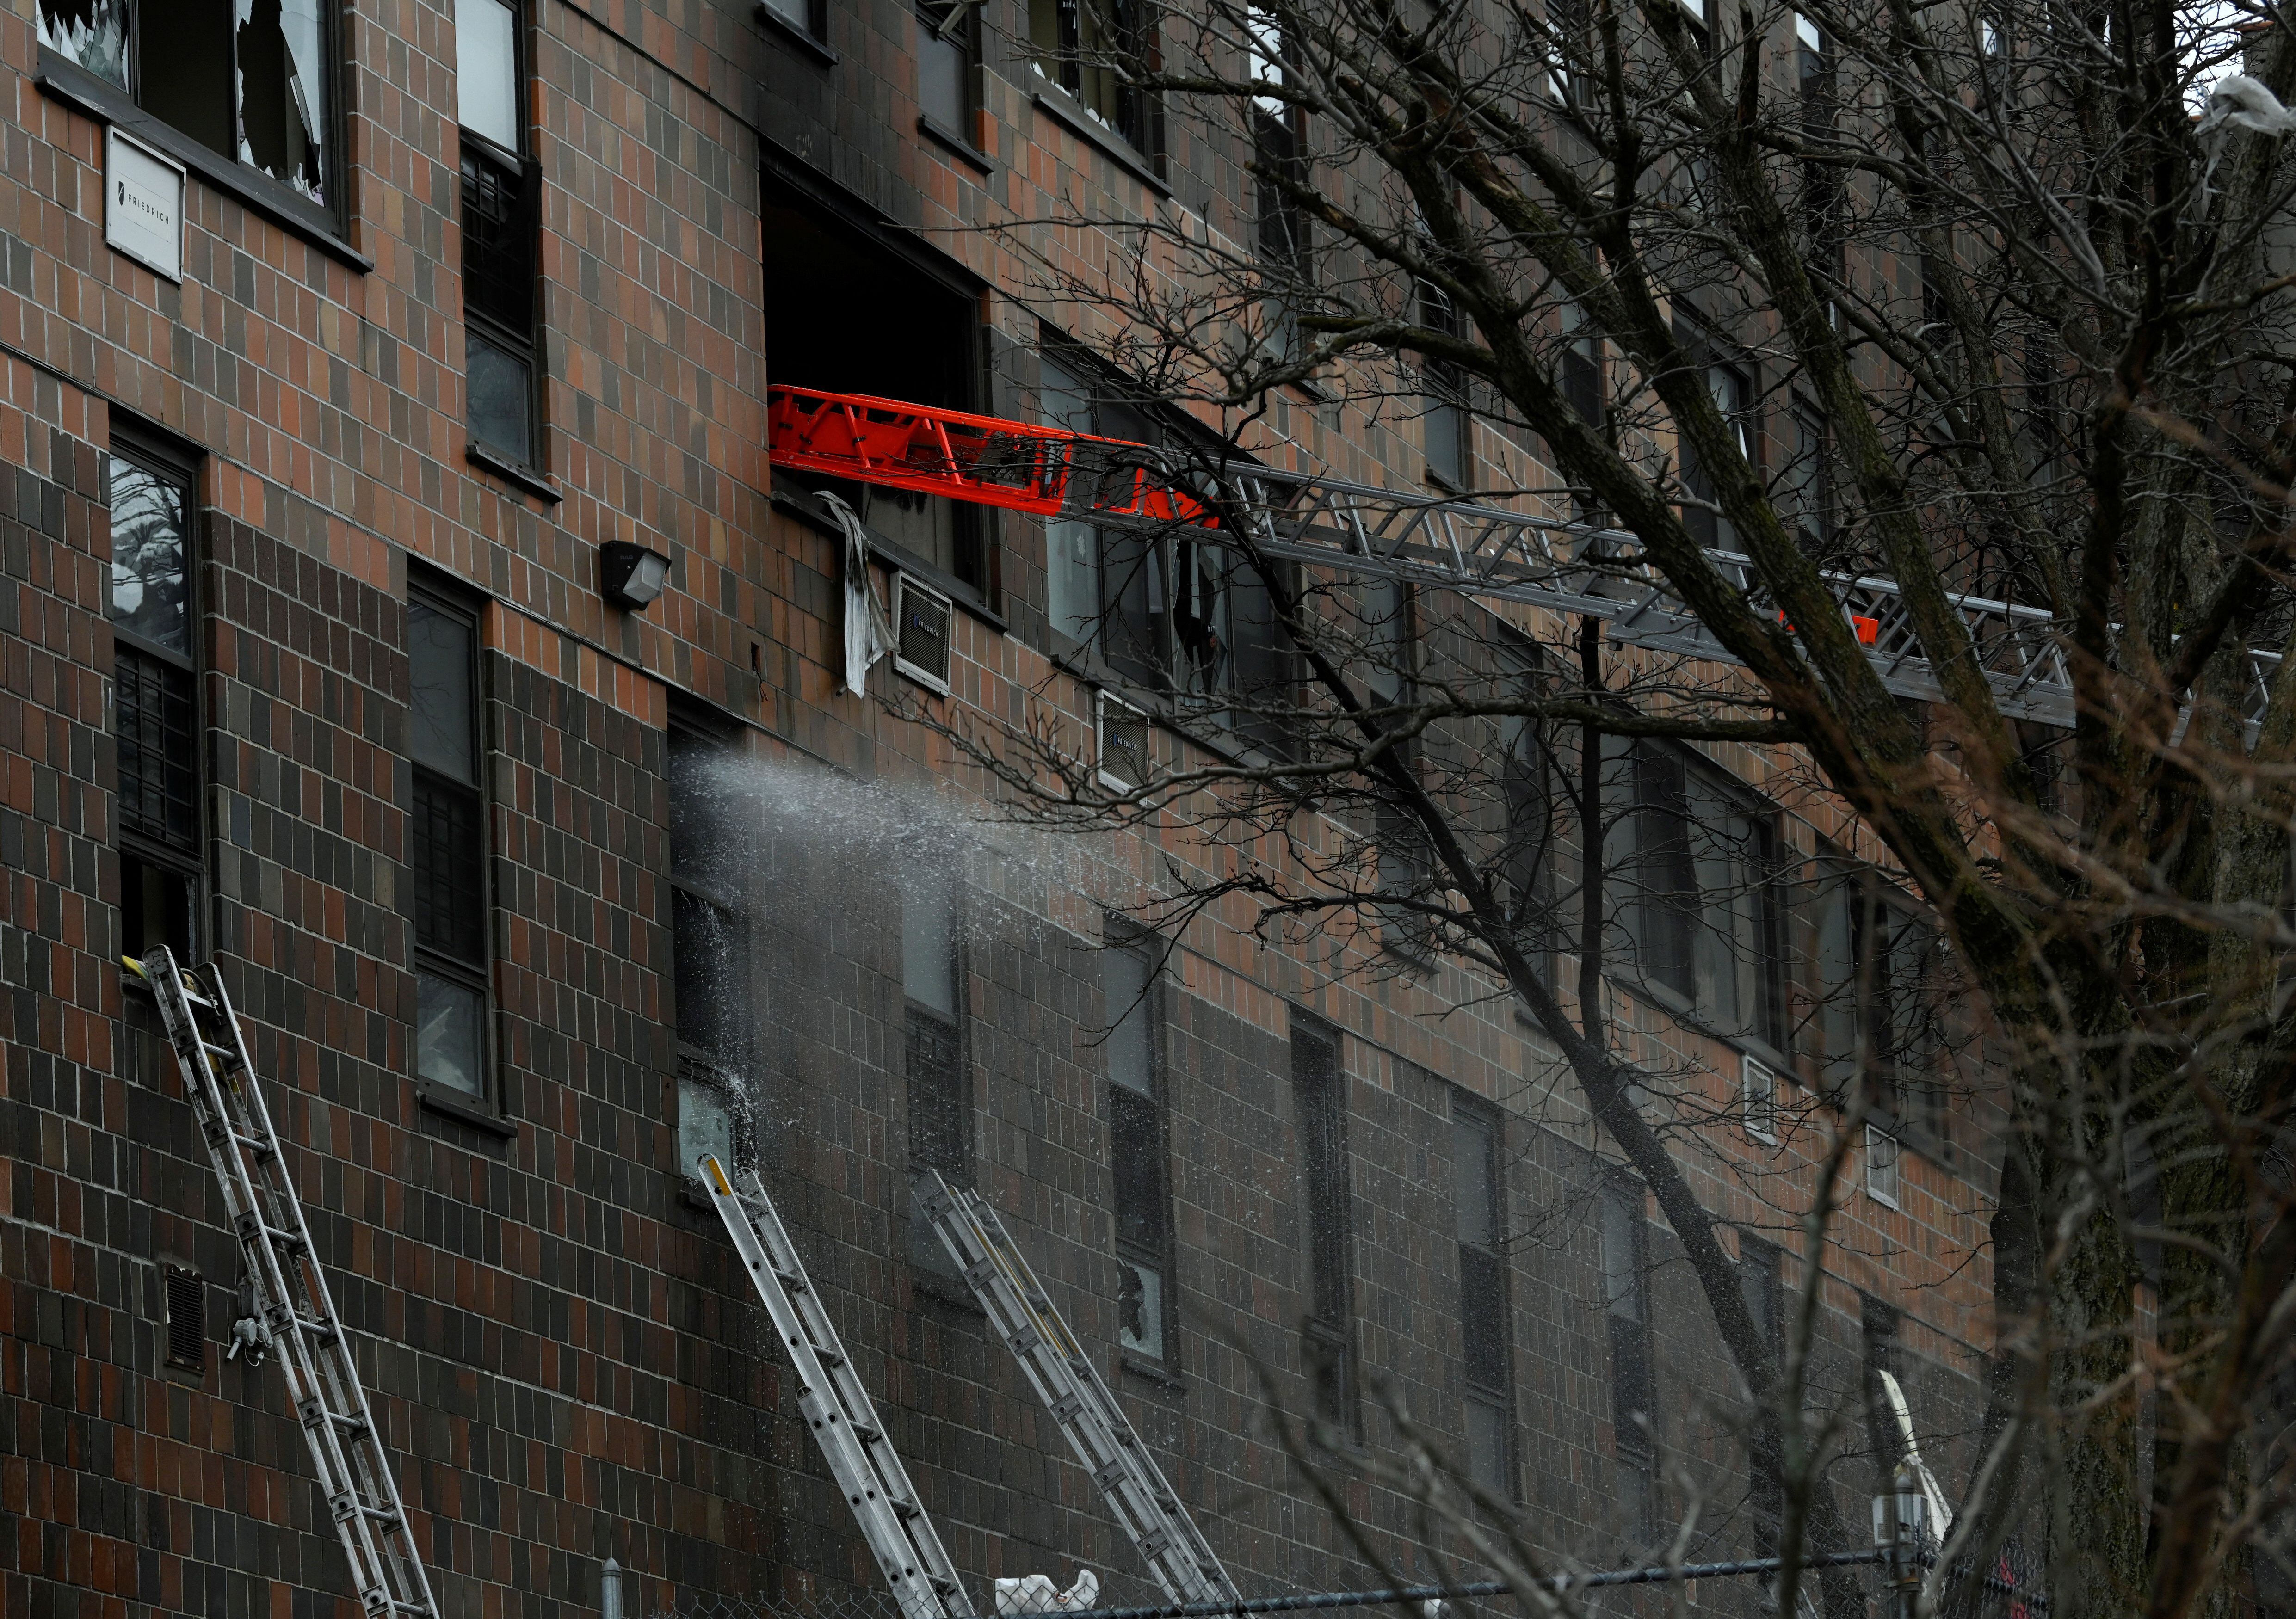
[634,1538,2050,1619]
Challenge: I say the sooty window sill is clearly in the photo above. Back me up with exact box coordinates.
[466,441,563,504]
[37,50,373,273]
[919,116,994,174]
[1029,86,1171,197]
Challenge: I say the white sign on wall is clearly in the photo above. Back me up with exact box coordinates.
[105,128,184,283]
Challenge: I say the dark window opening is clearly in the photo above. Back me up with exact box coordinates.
[408,583,491,1102]
[1030,0,1157,152]
[39,0,334,209]
[1250,4,1308,361]
[1105,933,1174,1361]
[1499,641,1564,986]
[671,717,753,1182]
[163,1264,205,1372]
[110,437,203,965]
[765,183,990,595]
[1455,1099,1515,1497]
[458,0,541,470]
[1293,1023,1357,1429]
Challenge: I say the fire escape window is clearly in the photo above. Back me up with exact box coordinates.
[1103,931,1175,1364]
[109,436,202,962]
[37,0,336,215]
[1454,1097,1516,1497]
[458,0,543,473]
[408,580,493,1102]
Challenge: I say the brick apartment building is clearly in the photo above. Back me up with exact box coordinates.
[0,0,2000,1614]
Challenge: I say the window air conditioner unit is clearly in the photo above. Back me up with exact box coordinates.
[892,573,953,694]
[1097,690,1150,790]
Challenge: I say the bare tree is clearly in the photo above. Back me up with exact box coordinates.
[893,0,2296,1612]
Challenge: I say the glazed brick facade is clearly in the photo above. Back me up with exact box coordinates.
[0,0,1998,1615]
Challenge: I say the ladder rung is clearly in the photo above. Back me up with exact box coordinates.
[199,1039,242,1065]
[236,1213,306,1251]
[301,1397,370,1436]
[331,1492,405,1528]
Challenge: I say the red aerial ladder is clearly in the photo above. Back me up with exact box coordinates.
[764,384,2107,729]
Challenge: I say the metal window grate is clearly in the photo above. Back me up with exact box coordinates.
[163,1264,204,1371]
[117,645,199,851]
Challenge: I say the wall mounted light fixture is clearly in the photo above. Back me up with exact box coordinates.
[601,539,673,610]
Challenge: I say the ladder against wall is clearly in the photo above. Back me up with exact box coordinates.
[130,948,442,1619]
[700,1155,975,1619]
[916,1170,1241,1609]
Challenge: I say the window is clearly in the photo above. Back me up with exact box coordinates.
[1420,278,1469,488]
[1866,1124,1901,1206]
[1293,1023,1357,1430]
[766,182,992,597]
[38,0,336,217]
[1782,407,1833,552]
[1814,863,1944,1150]
[458,0,542,470]
[1104,933,1174,1362]
[1031,0,1156,152]
[1611,743,1785,1046]
[1546,0,1591,105]
[1679,359,1752,551]
[1798,26,1844,281]
[915,2,977,137]
[1041,347,1296,741]
[905,859,969,1266]
[1454,1099,1514,1496]
[1601,1177,1656,1539]
[1500,718,1564,983]
[109,437,202,963]
[757,0,816,38]
[671,718,751,1180]
[1251,7,1309,354]
[408,582,491,1101]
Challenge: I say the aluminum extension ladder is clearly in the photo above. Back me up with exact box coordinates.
[916,1169,1241,1608]
[699,1155,975,1619]
[129,948,440,1619]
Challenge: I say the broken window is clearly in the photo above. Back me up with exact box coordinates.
[408,579,492,1102]
[1103,933,1173,1363]
[110,435,202,963]
[458,0,543,470]
[1454,1098,1515,1497]
[39,0,334,208]
[1030,0,1155,150]
[903,858,970,1270]
[765,182,992,596]
[1781,406,1833,553]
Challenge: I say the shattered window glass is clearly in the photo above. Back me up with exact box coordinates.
[37,0,130,90]
[236,0,330,203]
